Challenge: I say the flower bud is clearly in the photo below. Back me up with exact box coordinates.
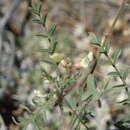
[80,52,93,68]
[50,53,65,63]
[60,58,72,68]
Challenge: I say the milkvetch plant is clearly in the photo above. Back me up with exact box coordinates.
[14,0,130,129]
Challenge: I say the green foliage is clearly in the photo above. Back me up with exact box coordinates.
[39,40,58,55]
[108,71,120,77]
[42,60,57,68]
[82,74,96,101]
[99,40,110,54]
[48,24,57,36]
[112,49,122,64]
[36,33,49,38]
[42,13,48,27]
[121,68,129,80]
[117,98,130,105]
[41,68,55,82]
[31,3,58,56]
[76,85,83,97]
[58,72,81,90]
[30,4,41,16]
[89,32,101,46]
[49,40,58,54]
[17,2,130,130]
[112,84,126,88]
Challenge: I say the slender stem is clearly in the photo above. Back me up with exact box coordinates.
[77,0,128,91]
[97,0,128,57]
[105,53,129,96]
[73,0,129,128]
[55,79,89,129]
[64,98,89,130]
[70,96,92,129]
[108,0,128,35]
[94,0,129,94]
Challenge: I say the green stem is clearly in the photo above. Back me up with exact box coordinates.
[74,1,129,128]
[70,96,92,129]
[105,53,129,96]
[98,0,128,57]
[108,0,128,34]
[64,98,89,130]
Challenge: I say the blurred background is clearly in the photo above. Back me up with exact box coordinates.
[0,0,130,129]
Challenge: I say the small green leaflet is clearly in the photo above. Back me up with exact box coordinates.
[89,32,101,46]
[38,48,50,53]
[108,67,129,80]
[42,12,48,27]
[76,86,83,97]
[112,49,122,64]
[42,60,57,68]
[38,41,58,55]
[99,40,110,54]
[48,24,57,36]
[102,79,110,89]
[66,96,77,110]
[36,33,49,38]
[112,84,126,88]
[20,104,32,114]
[82,74,96,101]
[32,18,43,24]
[119,66,130,80]
[31,4,41,15]
[49,40,58,54]
[117,98,130,105]
[41,69,54,81]
[59,73,80,89]
[93,91,102,101]
[121,69,129,80]
[102,88,114,96]
[34,112,45,129]
[108,71,120,77]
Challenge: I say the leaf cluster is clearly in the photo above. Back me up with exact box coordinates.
[17,2,130,130]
